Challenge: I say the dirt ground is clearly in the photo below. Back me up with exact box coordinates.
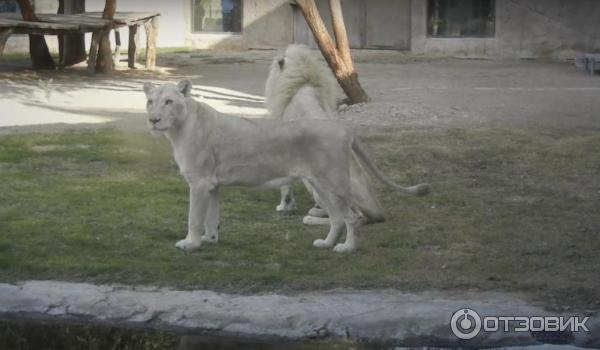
[1,50,599,134]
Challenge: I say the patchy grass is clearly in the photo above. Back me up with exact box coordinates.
[0,320,178,350]
[0,48,192,62]
[0,127,598,310]
[133,47,194,58]
[0,52,32,61]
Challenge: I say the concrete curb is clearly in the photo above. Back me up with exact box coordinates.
[0,281,597,347]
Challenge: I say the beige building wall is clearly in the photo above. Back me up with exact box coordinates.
[183,0,294,50]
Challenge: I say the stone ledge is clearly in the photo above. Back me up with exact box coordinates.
[0,281,597,347]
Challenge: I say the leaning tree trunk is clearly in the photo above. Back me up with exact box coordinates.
[94,0,116,73]
[16,0,55,70]
[295,0,369,104]
[58,0,86,67]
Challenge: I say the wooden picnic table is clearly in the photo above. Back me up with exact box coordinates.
[0,11,159,72]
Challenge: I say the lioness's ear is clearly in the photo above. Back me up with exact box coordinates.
[178,80,192,97]
[143,82,154,97]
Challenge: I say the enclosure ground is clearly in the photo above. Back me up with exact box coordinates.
[0,127,598,312]
[2,49,600,132]
[0,50,599,314]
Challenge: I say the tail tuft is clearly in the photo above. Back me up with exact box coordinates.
[409,183,431,196]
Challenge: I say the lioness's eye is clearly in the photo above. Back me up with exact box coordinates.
[147,99,153,105]
[165,99,173,105]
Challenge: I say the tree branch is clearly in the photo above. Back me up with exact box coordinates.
[294,0,346,73]
[295,0,369,103]
[328,0,352,68]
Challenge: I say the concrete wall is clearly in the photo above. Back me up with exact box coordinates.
[411,0,600,59]
[183,0,293,50]
[4,0,597,58]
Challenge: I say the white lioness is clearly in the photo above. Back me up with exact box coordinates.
[143,80,430,253]
[265,45,385,226]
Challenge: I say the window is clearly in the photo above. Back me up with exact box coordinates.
[0,0,18,13]
[428,0,495,37]
[192,0,242,33]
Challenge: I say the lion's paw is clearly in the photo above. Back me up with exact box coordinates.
[313,239,333,249]
[333,243,355,253]
[303,216,330,226]
[308,207,328,218]
[201,234,219,244]
[175,239,202,251]
[276,201,297,213]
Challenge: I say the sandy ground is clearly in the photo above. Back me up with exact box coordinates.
[1,50,599,135]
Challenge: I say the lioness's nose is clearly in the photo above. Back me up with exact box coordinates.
[149,118,161,124]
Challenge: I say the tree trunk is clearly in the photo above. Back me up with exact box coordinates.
[16,0,56,70]
[295,0,369,104]
[95,0,116,73]
[58,0,87,67]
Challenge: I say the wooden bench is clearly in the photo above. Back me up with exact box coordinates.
[0,11,159,73]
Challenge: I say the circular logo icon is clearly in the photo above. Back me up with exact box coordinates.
[451,308,482,340]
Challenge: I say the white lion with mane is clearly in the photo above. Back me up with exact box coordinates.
[266,45,395,225]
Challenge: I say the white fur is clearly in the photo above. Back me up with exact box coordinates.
[143,81,428,253]
[265,45,337,121]
[265,45,386,224]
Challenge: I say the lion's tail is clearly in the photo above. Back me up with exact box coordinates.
[352,139,431,196]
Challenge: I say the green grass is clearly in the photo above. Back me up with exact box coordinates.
[0,47,191,62]
[0,127,599,310]
[0,52,60,61]
[0,52,31,61]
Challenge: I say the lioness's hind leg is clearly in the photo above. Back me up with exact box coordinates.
[276,185,297,212]
[313,218,344,249]
[330,195,360,253]
[350,159,385,224]
[333,209,360,253]
[309,183,344,249]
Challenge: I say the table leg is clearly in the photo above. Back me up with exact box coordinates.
[113,28,121,67]
[128,24,139,69]
[88,29,103,74]
[0,28,15,57]
[58,34,66,70]
[144,17,158,70]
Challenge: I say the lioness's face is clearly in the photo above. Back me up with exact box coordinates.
[143,81,192,133]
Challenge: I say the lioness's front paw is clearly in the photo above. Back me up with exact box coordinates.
[175,239,202,251]
[313,239,334,249]
[201,234,219,244]
[333,243,355,253]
